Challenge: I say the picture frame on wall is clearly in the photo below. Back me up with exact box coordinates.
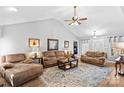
[29,38,40,48]
[47,39,59,50]
[64,41,69,48]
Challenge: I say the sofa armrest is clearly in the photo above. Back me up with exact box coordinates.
[81,55,87,57]
[43,57,48,61]
[22,59,34,64]
[98,57,106,63]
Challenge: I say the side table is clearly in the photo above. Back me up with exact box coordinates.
[115,60,124,77]
[115,56,124,77]
[31,57,43,64]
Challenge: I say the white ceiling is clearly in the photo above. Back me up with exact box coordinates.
[0,6,124,38]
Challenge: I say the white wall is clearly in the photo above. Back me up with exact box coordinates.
[0,26,3,37]
[0,19,79,55]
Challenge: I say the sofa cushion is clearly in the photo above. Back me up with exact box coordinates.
[56,51,65,57]
[57,57,66,60]
[86,51,95,57]
[0,56,5,63]
[5,54,25,63]
[95,52,105,57]
[43,57,56,61]
[86,57,96,62]
[44,60,57,65]
[43,51,56,57]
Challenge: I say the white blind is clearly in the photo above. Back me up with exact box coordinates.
[0,26,4,38]
[0,26,1,37]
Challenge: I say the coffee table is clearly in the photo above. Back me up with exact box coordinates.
[57,58,78,71]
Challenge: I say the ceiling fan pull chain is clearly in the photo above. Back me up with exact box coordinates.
[74,6,77,17]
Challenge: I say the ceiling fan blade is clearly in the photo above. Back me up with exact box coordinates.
[68,21,75,25]
[64,19,73,21]
[77,21,81,25]
[78,17,87,21]
[69,22,73,25]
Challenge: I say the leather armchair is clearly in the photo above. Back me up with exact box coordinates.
[42,51,58,67]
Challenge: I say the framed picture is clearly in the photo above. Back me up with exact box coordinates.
[47,39,59,50]
[29,38,40,48]
[64,41,69,48]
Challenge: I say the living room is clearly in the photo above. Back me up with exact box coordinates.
[0,0,124,92]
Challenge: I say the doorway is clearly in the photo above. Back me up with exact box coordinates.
[73,41,78,54]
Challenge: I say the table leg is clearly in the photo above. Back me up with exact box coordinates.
[64,63,66,71]
[119,63,121,73]
[39,59,40,64]
[76,59,78,67]
[115,62,118,77]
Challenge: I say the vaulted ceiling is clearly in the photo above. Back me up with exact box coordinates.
[0,6,124,39]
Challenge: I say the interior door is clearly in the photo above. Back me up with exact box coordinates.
[73,41,78,54]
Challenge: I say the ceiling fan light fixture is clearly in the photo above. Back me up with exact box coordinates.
[64,6,87,25]
[75,21,79,25]
[70,21,79,25]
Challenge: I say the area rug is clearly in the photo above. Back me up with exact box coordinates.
[40,63,113,87]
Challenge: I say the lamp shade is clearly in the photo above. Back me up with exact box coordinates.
[32,46,40,52]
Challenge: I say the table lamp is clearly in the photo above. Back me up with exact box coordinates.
[32,46,40,58]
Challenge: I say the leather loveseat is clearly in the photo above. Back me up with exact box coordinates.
[80,51,107,66]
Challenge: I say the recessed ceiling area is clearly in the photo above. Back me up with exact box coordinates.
[0,6,124,39]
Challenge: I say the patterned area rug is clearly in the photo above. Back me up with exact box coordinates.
[41,63,113,87]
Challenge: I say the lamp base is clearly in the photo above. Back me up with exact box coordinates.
[34,53,37,58]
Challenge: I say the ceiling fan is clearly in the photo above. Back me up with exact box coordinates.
[64,6,87,25]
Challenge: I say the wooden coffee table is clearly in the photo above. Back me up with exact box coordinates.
[57,58,78,71]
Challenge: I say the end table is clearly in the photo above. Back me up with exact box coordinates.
[31,57,43,64]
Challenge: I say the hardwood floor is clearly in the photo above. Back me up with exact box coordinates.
[98,63,124,87]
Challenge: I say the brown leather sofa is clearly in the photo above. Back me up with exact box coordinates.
[42,51,66,68]
[0,53,43,87]
[80,51,107,66]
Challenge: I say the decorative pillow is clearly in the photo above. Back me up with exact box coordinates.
[2,63,14,69]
